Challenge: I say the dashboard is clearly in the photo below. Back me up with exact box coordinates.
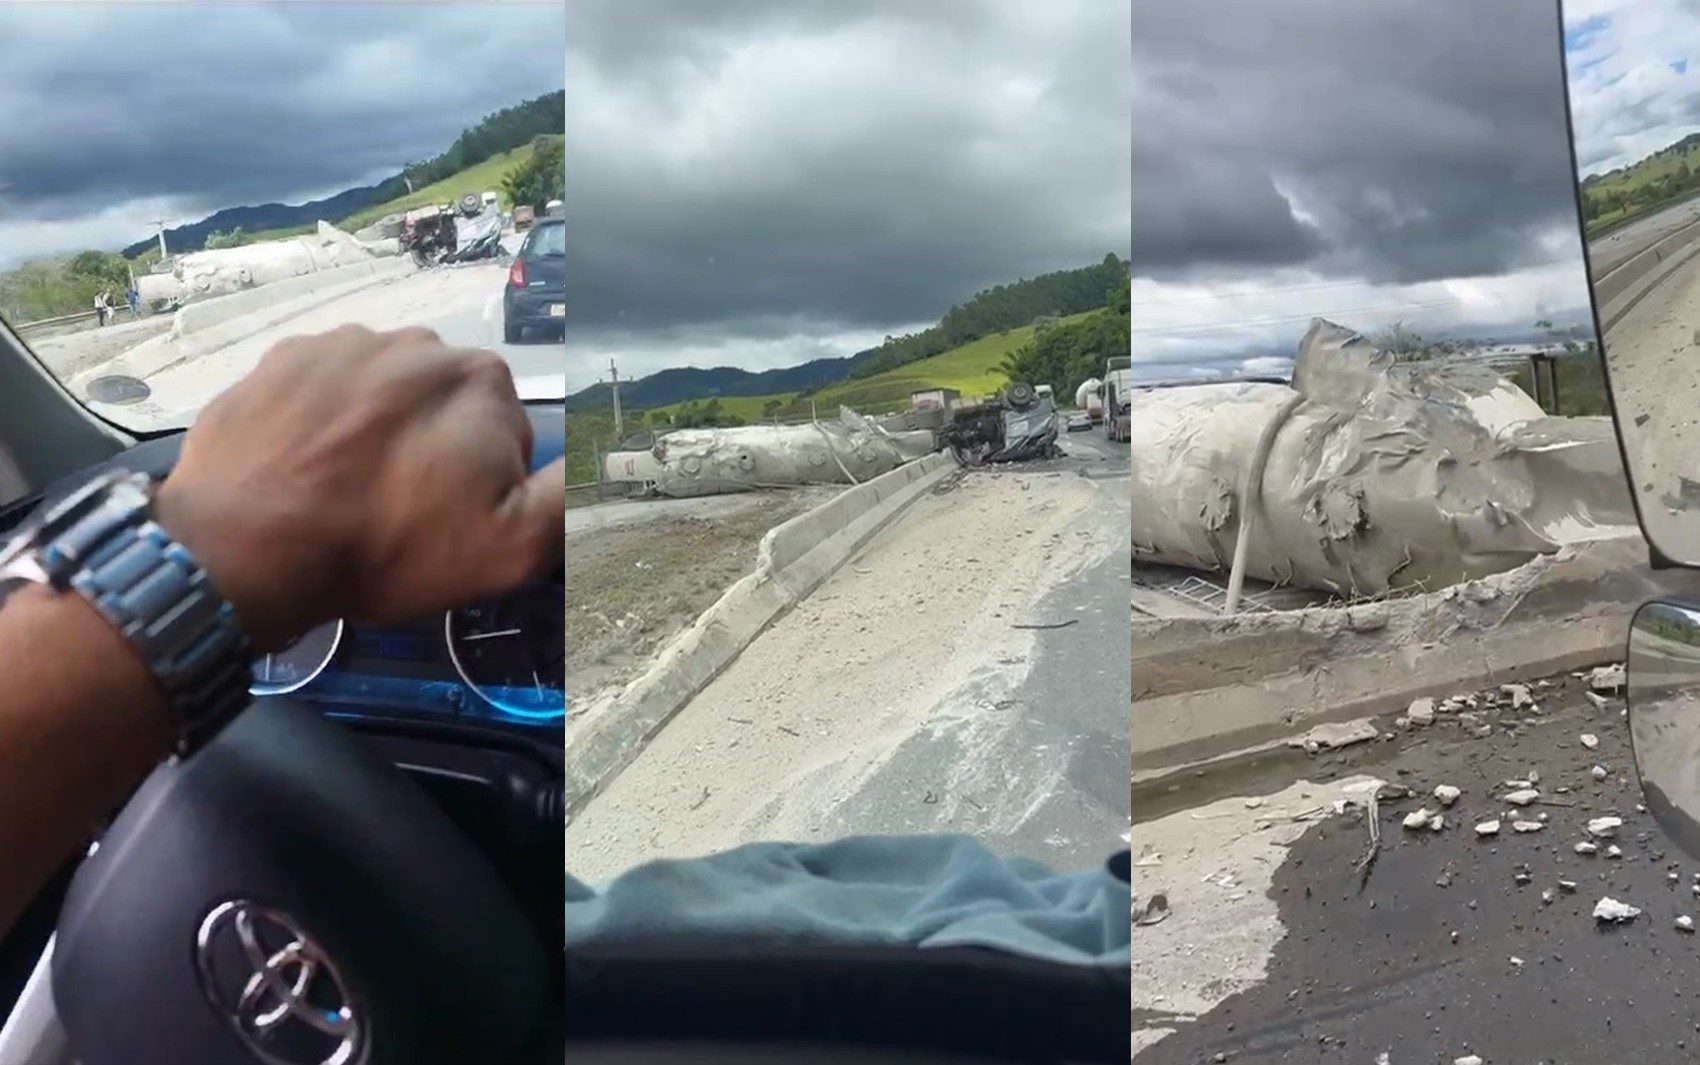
[0,401,567,741]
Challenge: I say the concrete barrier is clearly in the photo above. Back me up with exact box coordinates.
[564,451,958,818]
[74,261,416,389]
[1130,535,1700,799]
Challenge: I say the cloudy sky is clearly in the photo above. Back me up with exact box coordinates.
[567,0,1132,392]
[1566,0,1700,176]
[0,2,562,270]
[1133,0,1596,377]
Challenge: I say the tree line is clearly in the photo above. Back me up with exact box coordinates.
[847,255,1130,379]
[999,272,1131,399]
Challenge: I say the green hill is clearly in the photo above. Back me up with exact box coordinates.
[235,140,559,244]
[1581,131,1700,236]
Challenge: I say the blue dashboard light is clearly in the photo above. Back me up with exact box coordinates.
[475,685,566,723]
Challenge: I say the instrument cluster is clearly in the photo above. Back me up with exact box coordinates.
[249,577,564,731]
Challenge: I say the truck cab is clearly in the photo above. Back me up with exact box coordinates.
[1102,356,1133,443]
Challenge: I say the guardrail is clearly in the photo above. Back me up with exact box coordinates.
[13,309,100,335]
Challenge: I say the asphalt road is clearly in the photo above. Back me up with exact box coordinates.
[564,429,1131,881]
[1130,673,1700,1064]
[1589,195,1700,279]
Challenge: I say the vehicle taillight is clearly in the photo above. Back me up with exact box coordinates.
[508,258,527,287]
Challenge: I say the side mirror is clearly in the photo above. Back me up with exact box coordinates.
[1561,4,1700,565]
[1627,599,1700,859]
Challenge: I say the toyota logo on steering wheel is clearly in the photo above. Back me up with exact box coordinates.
[193,900,365,1065]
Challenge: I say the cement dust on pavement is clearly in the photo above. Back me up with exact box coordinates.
[565,489,834,711]
[1130,669,1700,1063]
[563,469,1104,884]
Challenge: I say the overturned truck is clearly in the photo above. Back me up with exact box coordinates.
[939,381,1062,466]
[1130,318,1636,599]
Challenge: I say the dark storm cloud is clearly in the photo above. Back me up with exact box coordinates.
[566,0,1131,345]
[0,2,562,224]
[1133,0,1581,285]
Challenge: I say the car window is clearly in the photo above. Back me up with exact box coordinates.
[0,5,565,435]
[526,223,565,258]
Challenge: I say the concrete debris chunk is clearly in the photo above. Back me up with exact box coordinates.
[1591,764,1609,781]
[1580,733,1600,750]
[1589,664,1626,693]
[1433,784,1462,807]
[1407,697,1436,725]
[1585,691,1609,710]
[1512,820,1544,833]
[1504,788,1540,806]
[1475,819,1502,837]
[1607,844,1624,859]
[1455,1055,1484,1065]
[1559,879,1578,893]
[1594,897,1641,923]
[1527,769,1541,784]
[1587,816,1623,839]
[1288,719,1379,753]
[1680,916,1697,933]
[1501,683,1533,707]
[1542,889,1555,905]
[1576,841,1599,856]
[1403,807,1439,831]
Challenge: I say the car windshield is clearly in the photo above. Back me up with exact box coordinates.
[527,223,565,258]
[0,3,565,435]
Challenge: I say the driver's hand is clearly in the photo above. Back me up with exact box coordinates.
[152,325,564,652]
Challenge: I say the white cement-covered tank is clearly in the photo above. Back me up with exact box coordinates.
[606,409,937,498]
[1130,318,1635,597]
[135,221,391,305]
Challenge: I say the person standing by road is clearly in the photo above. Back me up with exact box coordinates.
[92,291,107,328]
[0,324,565,939]
[125,283,140,318]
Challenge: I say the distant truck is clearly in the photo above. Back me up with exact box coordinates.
[1074,377,1104,422]
[910,387,961,411]
[1102,356,1133,443]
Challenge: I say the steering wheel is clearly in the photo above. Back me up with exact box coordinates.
[49,697,554,1064]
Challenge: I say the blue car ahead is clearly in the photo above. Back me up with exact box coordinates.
[502,216,564,343]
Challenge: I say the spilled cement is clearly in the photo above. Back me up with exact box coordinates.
[1128,318,1635,598]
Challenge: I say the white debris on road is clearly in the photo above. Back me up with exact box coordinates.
[1576,841,1599,855]
[1580,732,1600,750]
[1512,820,1544,833]
[1287,719,1380,753]
[1504,788,1540,806]
[1589,663,1626,693]
[1594,897,1642,923]
[1475,819,1502,837]
[1592,764,1609,780]
[1433,784,1461,807]
[1586,816,1624,838]
[1407,696,1436,725]
[1679,915,1696,933]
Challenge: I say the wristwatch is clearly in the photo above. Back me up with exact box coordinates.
[0,469,255,755]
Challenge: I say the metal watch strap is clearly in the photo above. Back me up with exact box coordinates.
[0,469,253,754]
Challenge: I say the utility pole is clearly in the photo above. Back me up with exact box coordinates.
[153,218,169,259]
[608,358,625,440]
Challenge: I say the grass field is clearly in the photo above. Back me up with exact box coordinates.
[642,311,1095,425]
[1583,140,1700,237]
[240,140,556,243]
